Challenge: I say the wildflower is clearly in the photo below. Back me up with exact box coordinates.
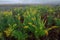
[3,11,12,16]
[32,25,36,27]
[31,17,36,21]
[47,26,58,31]
[24,26,29,29]
[4,23,17,37]
[0,32,2,38]
[18,16,20,20]
[13,24,17,28]
[9,11,12,15]
[15,14,20,20]
[44,30,48,36]
[27,11,29,14]
[32,10,37,15]
[28,22,32,25]
[4,28,12,37]
[48,8,53,12]
[26,11,30,17]
[23,12,27,17]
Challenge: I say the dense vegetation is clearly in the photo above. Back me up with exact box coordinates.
[0,5,60,40]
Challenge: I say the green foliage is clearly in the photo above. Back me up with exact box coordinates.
[55,18,60,26]
[47,15,54,26]
[12,30,28,40]
[0,6,60,40]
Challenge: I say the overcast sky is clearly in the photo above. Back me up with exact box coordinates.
[0,0,60,4]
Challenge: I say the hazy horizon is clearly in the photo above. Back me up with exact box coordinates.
[0,0,60,4]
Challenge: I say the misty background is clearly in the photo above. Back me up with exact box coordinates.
[0,0,60,4]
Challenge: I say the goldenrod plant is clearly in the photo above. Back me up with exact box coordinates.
[0,6,59,40]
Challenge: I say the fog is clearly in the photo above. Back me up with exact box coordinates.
[0,0,60,4]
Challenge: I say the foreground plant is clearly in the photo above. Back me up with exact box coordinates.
[0,6,60,40]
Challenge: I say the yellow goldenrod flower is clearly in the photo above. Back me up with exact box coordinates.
[23,12,27,17]
[45,26,58,36]
[32,25,36,27]
[32,10,37,15]
[31,17,36,21]
[26,11,30,17]
[24,26,29,29]
[4,24,17,37]
[47,26,58,31]
[48,8,53,12]
[15,14,20,20]
[27,11,29,15]
[4,31,10,37]
[13,23,17,28]
[0,32,2,38]
[44,30,48,36]
[4,28,12,37]
[51,26,58,29]
[18,16,20,20]
[28,22,32,25]
[3,11,12,16]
